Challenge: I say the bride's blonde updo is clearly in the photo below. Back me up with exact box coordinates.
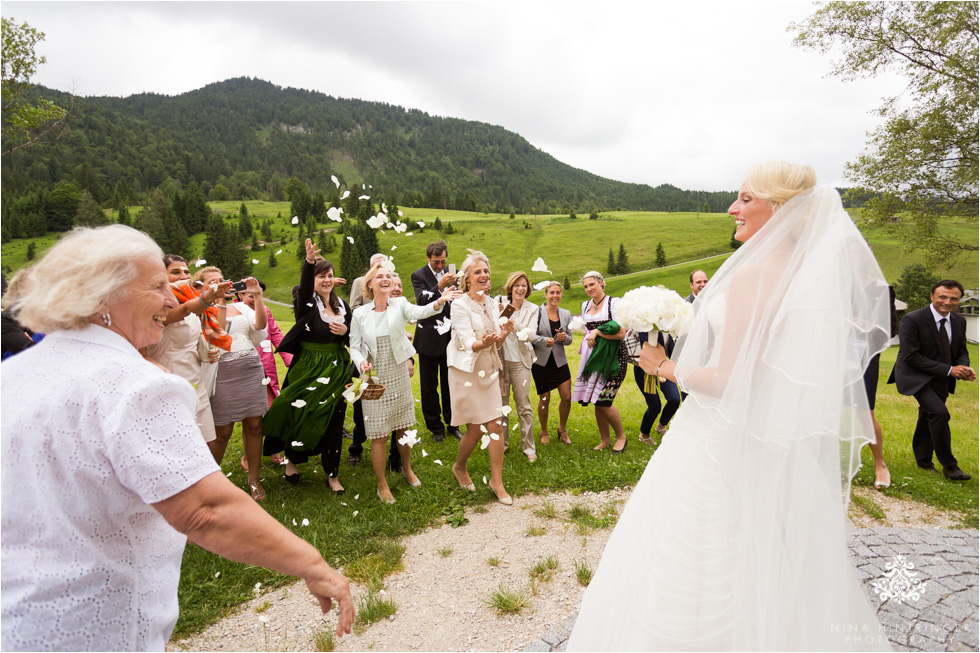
[743,162,817,212]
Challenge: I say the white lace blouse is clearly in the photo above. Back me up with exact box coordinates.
[1,325,220,651]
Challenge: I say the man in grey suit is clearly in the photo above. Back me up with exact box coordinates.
[685,269,708,303]
[889,280,975,481]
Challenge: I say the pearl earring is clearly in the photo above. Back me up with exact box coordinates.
[101,313,112,326]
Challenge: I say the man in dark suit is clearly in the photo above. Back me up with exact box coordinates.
[411,240,459,442]
[889,280,975,481]
[685,269,708,303]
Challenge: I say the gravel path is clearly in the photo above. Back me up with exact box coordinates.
[170,488,977,652]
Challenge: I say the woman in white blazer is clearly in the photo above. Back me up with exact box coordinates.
[448,251,515,505]
[531,281,574,444]
[350,263,459,504]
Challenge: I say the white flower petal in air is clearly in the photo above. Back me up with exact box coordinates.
[255,582,262,589]
[568,315,586,332]
[406,232,413,236]
[391,245,397,251]
[291,440,304,447]
[261,377,271,386]
[398,429,420,448]
[259,339,273,352]
[291,216,299,225]
[531,257,551,274]
[331,175,340,188]
[483,476,488,485]
[252,259,259,264]
[226,472,232,477]
[301,518,310,527]
[495,420,501,425]
[490,371,499,380]
[366,214,386,229]
[398,210,404,217]
[347,236,354,244]
[480,424,488,433]
[512,423,519,431]
[359,195,370,200]
[533,280,551,291]
[381,257,396,273]
[306,386,317,391]
[434,459,444,466]
[478,370,486,378]
[327,206,343,222]
[417,221,425,228]
[497,316,509,326]
[276,249,283,255]
[341,190,350,200]
[304,324,311,331]
[196,259,207,267]
[480,435,490,450]
[317,377,330,384]
[386,222,394,229]
[464,381,473,387]
[500,406,512,416]
[291,399,307,408]
[476,290,485,296]
[435,318,452,335]
[490,432,499,440]
[421,448,429,457]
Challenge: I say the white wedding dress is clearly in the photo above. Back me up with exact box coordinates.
[568,187,892,651]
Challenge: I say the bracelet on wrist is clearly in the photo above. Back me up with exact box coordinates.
[199,295,214,309]
[655,360,667,378]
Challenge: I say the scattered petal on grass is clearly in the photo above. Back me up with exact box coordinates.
[301,518,310,527]
[405,232,413,236]
[276,249,283,255]
[226,472,232,477]
[354,494,360,500]
[391,245,397,251]
[291,399,307,408]
[421,449,429,457]
[292,518,297,526]
[255,582,262,589]
[483,476,488,485]
[215,572,220,578]
[434,459,444,466]
[353,510,359,517]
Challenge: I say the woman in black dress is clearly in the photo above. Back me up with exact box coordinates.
[531,281,574,444]
[263,239,351,494]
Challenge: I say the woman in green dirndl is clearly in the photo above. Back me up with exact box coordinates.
[263,239,352,494]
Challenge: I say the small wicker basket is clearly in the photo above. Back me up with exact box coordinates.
[346,377,386,401]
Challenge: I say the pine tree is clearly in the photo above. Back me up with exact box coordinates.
[730,227,742,250]
[607,248,616,274]
[616,243,629,274]
[434,216,443,231]
[116,204,131,227]
[317,229,328,254]
[268,248,278,268]
[26,241,36,261]
[655,242,667,267]
[563,275,570,290]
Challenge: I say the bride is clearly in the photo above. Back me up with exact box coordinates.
[567,162,892,651]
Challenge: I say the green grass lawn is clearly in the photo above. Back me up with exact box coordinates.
[173,315,978,638]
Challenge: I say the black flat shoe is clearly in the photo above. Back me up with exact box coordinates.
[611,439,628,454]
[284,472,300,485]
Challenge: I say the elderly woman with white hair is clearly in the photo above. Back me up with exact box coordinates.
[0,225,354,652]
[447,250,515,505]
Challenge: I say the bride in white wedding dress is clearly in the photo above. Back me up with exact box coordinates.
[567,162,893,651]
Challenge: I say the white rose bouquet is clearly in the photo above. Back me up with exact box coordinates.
[616,285,693,392]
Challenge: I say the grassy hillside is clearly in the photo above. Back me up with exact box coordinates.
[3,207,976,314]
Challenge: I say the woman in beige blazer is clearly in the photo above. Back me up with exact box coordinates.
[448,251,515,505]
[497,272,543,461]
[350,263,459,504]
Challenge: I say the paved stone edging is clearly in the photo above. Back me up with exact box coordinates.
[524,528,979,652]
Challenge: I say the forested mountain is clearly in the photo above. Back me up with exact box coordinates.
[1,77,734,217]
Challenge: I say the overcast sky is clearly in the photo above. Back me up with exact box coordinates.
[4,1,908,192]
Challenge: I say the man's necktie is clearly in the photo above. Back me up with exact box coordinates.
[938,317,952,364]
